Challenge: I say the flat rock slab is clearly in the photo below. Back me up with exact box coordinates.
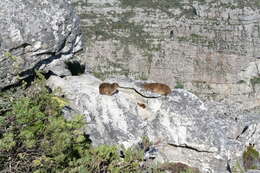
[47,74,260,173]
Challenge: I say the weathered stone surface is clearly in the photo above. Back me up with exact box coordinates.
[0,0,82,89]
[247,170,260,173]
[47,74,260,173]
[71,0,260,108]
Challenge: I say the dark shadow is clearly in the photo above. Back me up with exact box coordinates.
[1,71,55,92]
[84,134,92,144]
[65,61,85,76]
[170,30,174,38]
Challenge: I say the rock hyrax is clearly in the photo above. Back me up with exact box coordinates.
[143,83,171,95]
[99,82,119,96]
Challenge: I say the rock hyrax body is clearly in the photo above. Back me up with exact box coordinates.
[99,82,119,96]
[143,83,171,95]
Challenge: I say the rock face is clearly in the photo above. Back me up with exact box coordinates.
[47,74,260,173]
[0,0,82,90]
[71,0,260,108]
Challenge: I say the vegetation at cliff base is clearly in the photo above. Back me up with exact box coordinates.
[0,74,155,172]
[243,145,260,170]
[0,75,90,172]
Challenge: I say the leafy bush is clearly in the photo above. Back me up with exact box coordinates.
[0,81,89,172]
[0,73,154,173]
[243,145,260,170]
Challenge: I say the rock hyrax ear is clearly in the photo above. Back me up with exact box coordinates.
[112,83,119,88]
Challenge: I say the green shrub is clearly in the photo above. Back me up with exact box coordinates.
[0,72,153,173]
[0,85,89,172]
[4,51,16,61]
[243,145,260,170]
[175,82,184,89]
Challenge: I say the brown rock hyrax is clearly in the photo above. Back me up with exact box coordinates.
[99,82,119,96]
[143,83,171,95]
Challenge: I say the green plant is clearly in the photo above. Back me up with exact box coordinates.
[243,145,260,170]
[250,77,260,94]
[4,51,16,61]
[237,80,246,84]
[175,81,184,89]
[0,84,89,172]
[141,136,153,149]
[250,77,260,86]
[256,0,260,7]
[232,161,245,173]
[0,92,13,115]
[67,144,147,173]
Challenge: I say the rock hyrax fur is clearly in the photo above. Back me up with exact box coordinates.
[143,83,171,95]
[99,82,119,96]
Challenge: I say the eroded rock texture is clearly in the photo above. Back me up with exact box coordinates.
[0,0,82,89]
[72,0,260,108]
[47,74,260,173]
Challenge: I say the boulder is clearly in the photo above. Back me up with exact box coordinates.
[47,74,260,173]
[0,0,82,90]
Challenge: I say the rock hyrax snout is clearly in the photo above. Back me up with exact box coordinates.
[99,82,119,96]
[143,83,171,95]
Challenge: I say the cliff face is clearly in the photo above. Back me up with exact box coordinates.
[0,0,82,90]
[72,0,260,108]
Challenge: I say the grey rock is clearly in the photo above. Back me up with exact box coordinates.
[239,61,260,86]
[0,0,82,89]
[144,146,158,160]
[47,61,72,77]
[71,0,260,108]
[47,74,260,173]
[247,170,260,173]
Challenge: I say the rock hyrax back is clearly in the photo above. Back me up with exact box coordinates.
[99,82,119,96]
[143,83,171,95]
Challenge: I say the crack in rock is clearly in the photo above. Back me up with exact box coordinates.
[168,143,215,153]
